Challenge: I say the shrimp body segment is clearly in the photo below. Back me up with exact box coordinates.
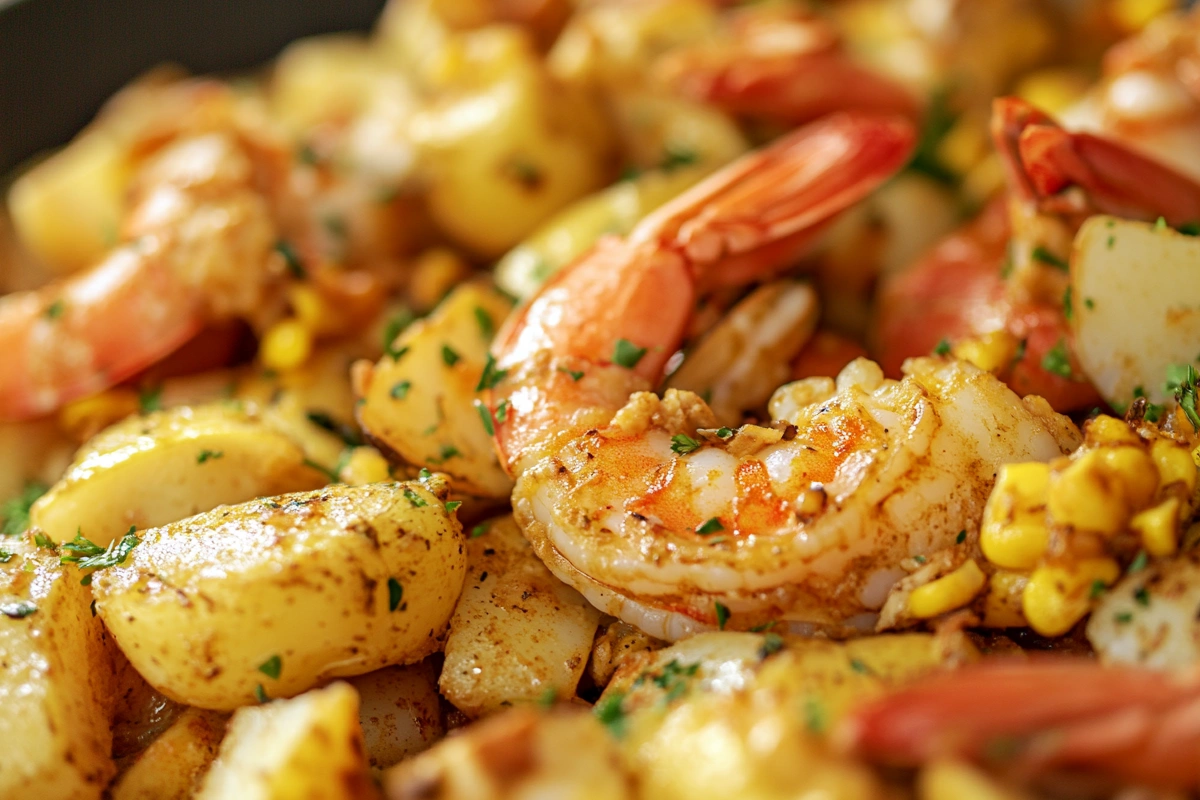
[0,128,282,421]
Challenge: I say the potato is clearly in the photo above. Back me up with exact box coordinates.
[440,515,601,717]
[349,660,445,771]
[8,130,129,273]
[111,708,227,800]
[384,707,631,800]
[356,283,514,498]
[31,403,324,547]
[92,479,467,710]
[271,35,396,133]
[0,532,115,798]
[1071,215,1200,407]
[196,682,377,800]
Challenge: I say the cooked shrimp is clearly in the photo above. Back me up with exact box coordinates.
[483,113,1079,641]
[841,658,1200,790]
[0,123,286,421]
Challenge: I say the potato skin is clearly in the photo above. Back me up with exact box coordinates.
[93,480,467,710]
[0,533,116,799]
[111,708,228,800]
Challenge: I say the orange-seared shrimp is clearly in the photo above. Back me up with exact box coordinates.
[840,658,1200,790]
[654,5,920,126]
[0,115,288,421]
[481,114,1080,641]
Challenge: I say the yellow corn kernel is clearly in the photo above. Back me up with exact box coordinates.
[260,318,314,373]
[936,117,989,177]
[951,330,1018,375]
[1110,0,1174,33]
[1014,69,1089,116]
[1132,497,1181,557]
[409,247,471,312]
[289,284,342,337]
[339,446,392,486]
[908,560,986,619]
[1022,557,1120,637]
[1085,414,1141,447]
[1047,447,1157,536]
[981,570,1028,629]
[980,462,1051,570]
[58,389,140,441]
[1151,438,1198,494]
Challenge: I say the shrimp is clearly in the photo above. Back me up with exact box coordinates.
[483,113,1080,641]
[840,658,1200,790]
[0,88,289,421]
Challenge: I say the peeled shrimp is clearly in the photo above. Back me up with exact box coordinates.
[482,113,1078,640]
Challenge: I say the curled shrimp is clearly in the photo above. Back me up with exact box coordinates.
[483,113,1079,641]
[0,88,289,421]
[840,658,1200,790]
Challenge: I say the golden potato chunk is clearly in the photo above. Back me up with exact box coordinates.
[92,480,466,710]
[111,708,227,800]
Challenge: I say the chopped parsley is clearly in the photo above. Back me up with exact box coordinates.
[388,577,403,612]
[444,500,462,514]
[696,517,724,535]
[933,338,951,356]
[33,532,55,550]
[1128,550,1149,574]
[1062,285,1074,322]
[539,687,557,708]
[1177,364,1200,431]
[60,527,140,584]
[470,524,489,538]
[1156,216,1169,232]
[715,601,730,630]
[1041,338,1073,379]
[254,684,269,703]
[402,488,428,508]
[956,529,967,544]
[302,458,341,483]
[749,621,777,633]
[430,444,461,464]
[441,345,462,367]
[258,655,282,680]
[45,299,65,320]
[390,380,412,400]
[495,399,510,423]
[758,632,785,659]
[196,450,223,464]
[382,310,416,360]
[849,658,873,676]
[305,411,361,447]
[594,691,627,737]
[0,600,36,619]
[1114,611,1134,625]
[274,240,305,279]
[474,307,494,339]
[1133,586,1151,607]
[1089,579,1108,600]
[660,143,698,171]
[670,434,701,455]
[1084,297,1095,310]
[1031,246,1068,272]
[138,384,163,414]
[474,400,495,436]
[804,696,827,734]
[612,339,647,369]
[0,551,11,563]
[476,353,508,392]
[557,367,584,382]
[2,482,48,537]
[715,427,733,439]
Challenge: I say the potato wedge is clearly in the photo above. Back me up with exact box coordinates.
[31,403,324,546]
[0,532,115,798]
[111,708,227,800]
[196,682,377,800]
[356,283,514,498]
[440,516,601,716]
[92,479,467,710]
[1071,215,1200,407]
[349,660,445,771]
[384,707,630,800]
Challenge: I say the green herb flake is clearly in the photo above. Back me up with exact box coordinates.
[61,527,139,582]
[1178,364,1200,431]
[557,367,584,382]
[1129,550,1149,574]
[1107,235,1115,250]
[0,551,11,563]
[956,529,967,544]
[849,658,873,676]
[539,686,557,708]
[670,434,701,456]
[696,517,724,535]
[1134,586,1151,607]
[33,532,55,550]
[305,411,362,447]
[594,691,627,737]
[254,684,269,703]
[2,482,49,537]
[715,601,730,630]
[1031,246,1069,272]
[749,621,777,633]
[445,500,463,514]
[1062,285,1074,322]
[758,632,785,659]
[913,555,927,564]
[196,449,224,464]
[475,400,495,436]
[476,353,508,392]
[403,488,428,508]
[441,345,462,367]
[1041,338,1074,379]
[933,338,951,356]
[1114,611,1134,624]
[495,399,510,424]
[302,458,340,484]
[804,696,826,734]
[258,655,282,680]
[474,307,494,339]
[138,385,163,414]
[274,240,306,279]
[612,339,647,369]
[1156,216,1169,232]
[660,143,698,171]
[715,427,733,440]
[471,524,489,538]
[382,310,416,361]
[1085,297,1095,310]
[390,380,412,400]
[1089,579,1108,600]
[1,600,37,619]
[45,299,65,320]
[388,577,403,612]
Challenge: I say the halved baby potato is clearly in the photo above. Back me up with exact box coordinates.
[0,532,116,798]
[356,282,514,498]
[111,708,228,800]
[1071,216,1200,407]
[348,660,445,772]
[92,479,466,710]
[31,403,324,546]
[196,682,376,800]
